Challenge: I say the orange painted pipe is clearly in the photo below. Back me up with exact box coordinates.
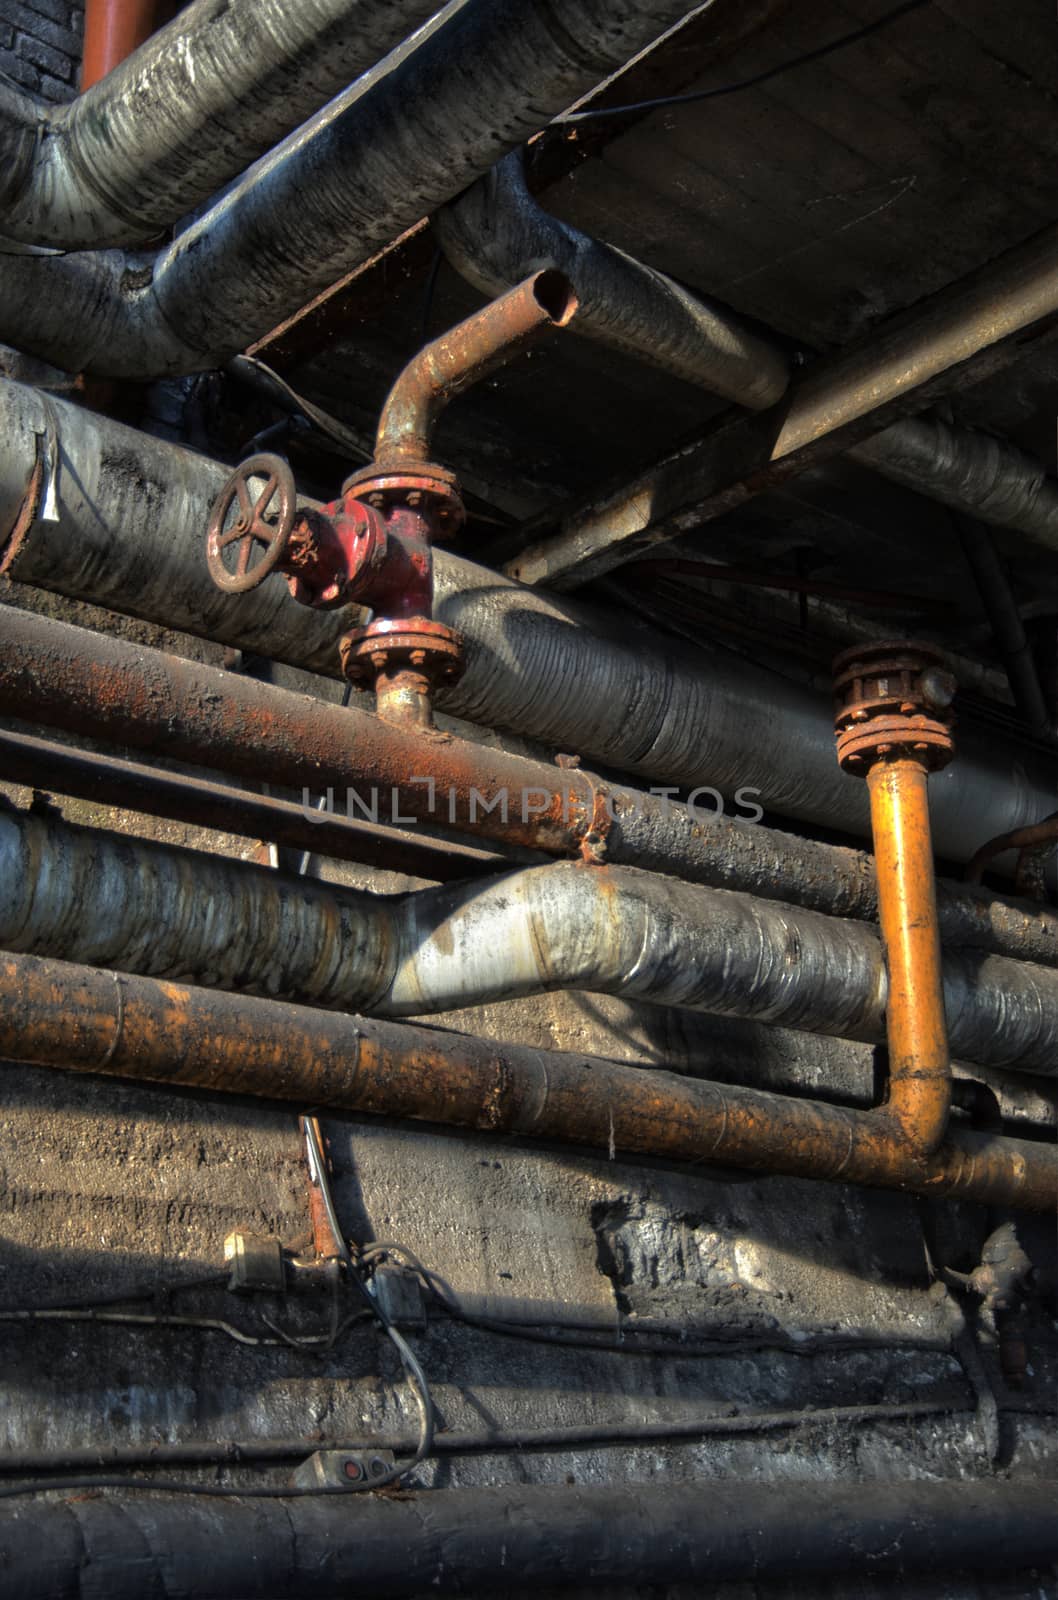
[81,0,174,89]
[0,949,1053,1210]
[868,758,951,1157]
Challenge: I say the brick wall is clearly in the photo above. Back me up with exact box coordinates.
[0,0,84,104]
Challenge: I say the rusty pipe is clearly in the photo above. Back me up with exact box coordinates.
[0,724,513,883]
[966,814,1058,886]
[1,605,1056,970]
[0,950,1052,1210]
[81,0,173,88]
[374,271,578,469]
[834,644,958,1160]
[869,760,951,1155]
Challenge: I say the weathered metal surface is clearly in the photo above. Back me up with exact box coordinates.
[2,377,1053,865]
[0,725,509,883]
[2,605,1056,969]
[0,0,446,248]
[205,454,299,596]
[867,760,952,1154]
[833,641,957,775]
[0,0,696,374]
[437,150,791,408]
[374,272,578,470]
[834,643,956,1156]
[3,804,1057,1075]
[3,1477,1058,1596]
[249,0,789,373]
[506,223,1058,588]
[0,950,1053,1209]
[967,815,1058,887]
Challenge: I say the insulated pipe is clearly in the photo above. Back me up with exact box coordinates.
[0,0,699,373]
[1,950,1054,1210]
[0,0,449,250]
[1,381,1053,868]
[434,152,791,409]
[0,1479,1055,1597]
[374,270,578,468]
[2,806,1057,1075]
[438,155,1058,557]
[1,604,1056,972]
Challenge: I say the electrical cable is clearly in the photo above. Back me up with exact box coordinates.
[302,1119,436,1490]
[0,1398,978,1496]
[226,354,373,462]
[555,0,931,124]
[357,1242,948,1362]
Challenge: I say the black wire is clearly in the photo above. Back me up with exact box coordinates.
[555,0,930,124]
[357,1243,933,1362]
[0,1399,973,1497]
[226,354,372,463]
[302,1120,435,1489]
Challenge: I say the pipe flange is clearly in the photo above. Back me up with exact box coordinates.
[342,462,465,538]
[833,640,956,774]
[339,616,465,690]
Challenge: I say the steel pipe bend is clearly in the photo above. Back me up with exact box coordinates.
[2,806,1057,1078]
[0,0,447,250]
[0,0,699,372]
[435,150,790,408]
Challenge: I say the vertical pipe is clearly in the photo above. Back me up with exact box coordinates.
[868,759,951,1154]
[81,0,172,90]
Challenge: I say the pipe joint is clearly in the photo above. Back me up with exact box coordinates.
[834,640,957,775]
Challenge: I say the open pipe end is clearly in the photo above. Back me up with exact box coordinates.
[532,268,579,327]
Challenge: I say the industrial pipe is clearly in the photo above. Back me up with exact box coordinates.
[868,760,952,1151]
[0,725,513,883]
[80,0,173,88]
[1,605,1055,972]
[833,642,958,1157]
[374,270,578,469]
[0,0,446,250]
[435,153,791,410]
[2,380,1054,867]
[439,154,1058,560]
[215,275,579,727]
[2,806,1056,1075]
[1,1477,1056,1596]
[1,949,1054,1209]
[0,0,699,373]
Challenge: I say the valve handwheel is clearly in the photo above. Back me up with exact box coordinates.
[206,454,297,593]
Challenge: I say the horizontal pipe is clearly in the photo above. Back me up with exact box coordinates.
[1,949,1054,1210]
[1,380,1053,870]
[0,0,444,250]
[3,805,1056,1075]
[0,0,695,374]
[3,1477,1057,1595]
[1,604,1055,972]
[440,155,1058,562]
[0,1399,978,1479]
[0,725,511,883]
